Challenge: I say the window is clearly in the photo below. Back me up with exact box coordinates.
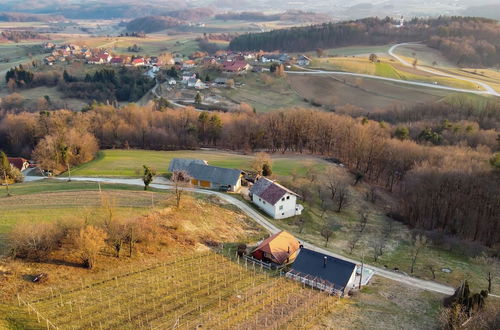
[279,205,283,210]
[281,197,285,201]
[287,196,290,200]
[282,213,285,216]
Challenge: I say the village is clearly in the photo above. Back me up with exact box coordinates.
[40,41,312,108]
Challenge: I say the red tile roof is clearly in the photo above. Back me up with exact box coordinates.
[222,60,248,72]
[7,157,28,170]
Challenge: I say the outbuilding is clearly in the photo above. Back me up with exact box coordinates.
[251,230,300,266]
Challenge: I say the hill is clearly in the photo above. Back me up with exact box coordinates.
[229,16,500,67]
[0,12,64,22]
[126,15,183,33]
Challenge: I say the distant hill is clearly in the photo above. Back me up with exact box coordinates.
[126,16,183,33]
[0,12,64,22]
[162,8,215,21]
[215,10,331,23]
[464,4,500,20]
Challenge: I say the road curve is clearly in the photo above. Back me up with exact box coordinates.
[57,176,462,296]
[388,43,500,97]
[287,69,495,96]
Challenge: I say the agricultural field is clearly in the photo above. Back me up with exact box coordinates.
[309,57,479,90]
[391,43,455,68]
[0,86,87,110]
[217,72,310,112]
[287,74,449,110]
[20,251,339,329]
[71,149,328,177]
[324,44,393,57]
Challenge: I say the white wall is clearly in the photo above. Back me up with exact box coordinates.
[253,192,297,219]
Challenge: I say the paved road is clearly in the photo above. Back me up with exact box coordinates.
[388,43,500,97]
[289,52,499,97]
[57,176,463,296]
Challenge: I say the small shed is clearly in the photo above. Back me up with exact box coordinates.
[251,231,300,265]
[186,163,242,192]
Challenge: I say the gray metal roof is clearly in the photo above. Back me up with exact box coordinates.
[186,163,241,186]
[290,248,356,291]
[168,158,207,173]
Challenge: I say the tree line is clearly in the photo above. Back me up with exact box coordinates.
[0,104,497,245]
[229,16,500,67]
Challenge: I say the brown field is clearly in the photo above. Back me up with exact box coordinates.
[0,86,87,111]
[287,74,449,110]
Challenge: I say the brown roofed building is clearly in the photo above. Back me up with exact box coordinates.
[251,230,300,265]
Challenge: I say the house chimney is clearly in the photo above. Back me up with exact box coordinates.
[323,256,327,268]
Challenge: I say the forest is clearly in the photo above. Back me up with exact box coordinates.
[5,66,154,103]
[229,16,500,67]
[0,99,498,246]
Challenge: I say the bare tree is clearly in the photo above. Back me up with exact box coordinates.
[172,170,192,208]
[370,236,385,262]
[409,233,429,274]
[320,226,334,247]
[335,182,349,212]
[250,152,272,176]
[357,212,369,233]
[475,253,497,293]
[348,231,362,254]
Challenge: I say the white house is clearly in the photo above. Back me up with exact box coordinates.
[250,177,303,219]
[296,55,311,66]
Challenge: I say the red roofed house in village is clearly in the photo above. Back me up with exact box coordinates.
[7,157,29,172]
[132,58,145,66]
[222,60,250,73]
[110,57,124,65]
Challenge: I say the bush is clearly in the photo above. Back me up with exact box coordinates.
[9,222,64,261]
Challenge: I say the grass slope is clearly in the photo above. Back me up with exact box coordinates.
[71,149,327,177]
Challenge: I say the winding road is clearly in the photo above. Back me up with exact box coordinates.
[388,43,500,97]
[56,176,463,296]
[287,44,500,97]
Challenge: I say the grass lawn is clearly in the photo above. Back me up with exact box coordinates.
[71,149,328,177]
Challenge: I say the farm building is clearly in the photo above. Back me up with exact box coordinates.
[249,177,303,219]
[7,157,30,171]
[251,230,301,266]
[186,163,242,192]
[286,248,357,296]
[296,55,311,66]
[168,158,208,173]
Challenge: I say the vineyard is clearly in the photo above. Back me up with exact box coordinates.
[21,251,340,329]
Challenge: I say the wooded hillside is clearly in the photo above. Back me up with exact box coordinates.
[229,16,500,67]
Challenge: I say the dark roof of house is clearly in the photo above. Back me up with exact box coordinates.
[250,177,299,205]
[168,158,207,173]
[186,163,241,186]
[290,248,356,290]
[7,157,28,171]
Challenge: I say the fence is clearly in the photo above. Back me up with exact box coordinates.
[285,270,344,296]
[17,294,58,330]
